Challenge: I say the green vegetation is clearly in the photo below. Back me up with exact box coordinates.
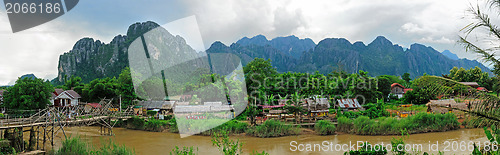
[62,67,138,108]
[3,77,53,110]
[337,112,460,135]
[472,125,500,154]
[170,146,198,155]
[202,120,248,136]
[55,137,135,155]
[211,130,243,155]
[125,116,169,132]
[243,58,382,106]
[246,120,300,138]
[404,76,472,105]
[314,120,336,135]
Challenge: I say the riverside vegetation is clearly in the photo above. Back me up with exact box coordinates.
[336,112,461,135]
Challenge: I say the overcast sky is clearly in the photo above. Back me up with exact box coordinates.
[0,0,494,85]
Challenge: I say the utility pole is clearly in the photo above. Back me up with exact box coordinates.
[119,95,122,112]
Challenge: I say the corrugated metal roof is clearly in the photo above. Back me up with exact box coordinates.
[137,101,176,109]
[336,98,362,109]
[174,105,233,113]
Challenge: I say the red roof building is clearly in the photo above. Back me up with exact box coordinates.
[477,87,488,92]
[391,83,412,98]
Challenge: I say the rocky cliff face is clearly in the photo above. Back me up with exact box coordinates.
[57,22,491,84]
[56,21,160,83]
[208,35,491,77]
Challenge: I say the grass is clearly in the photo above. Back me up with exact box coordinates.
[314,120,336,135]
[55,137,135,155]
[337,112,461,135]
[201,120,248,136]
[336,116,353,133]
[246,120,300,138]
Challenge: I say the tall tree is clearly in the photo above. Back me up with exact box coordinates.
[377,76,392,99]
[63,76,83,90]
[118,67,138,108]
[3,78,54,110]
[243,58,277,104]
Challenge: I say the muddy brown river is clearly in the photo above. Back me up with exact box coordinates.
[48,127,487,155]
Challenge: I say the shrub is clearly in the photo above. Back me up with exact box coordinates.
[340,112,461,135]
[56,137,135,155]
[246,120,300,138]
[200,120,248,136]
[55,137,89,155]
[167,118,179,133]
[170,146,198,155]
[314,120,336,135]
[145,119,169,132]
[96,140,135,155]
[127,116,145,130]
[336,116,353,133]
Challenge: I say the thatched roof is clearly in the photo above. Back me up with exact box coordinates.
[426,99,468,113]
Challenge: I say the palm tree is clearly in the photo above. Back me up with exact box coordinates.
[459,0,500,126]
[285,92,306,124]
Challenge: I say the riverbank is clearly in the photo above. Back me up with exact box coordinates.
[117,112,463,137]
[51,126,487,155]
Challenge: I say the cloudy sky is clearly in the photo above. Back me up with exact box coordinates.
[0,0,493,85]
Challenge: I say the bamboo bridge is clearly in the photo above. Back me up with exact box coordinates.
[0,99,135,152]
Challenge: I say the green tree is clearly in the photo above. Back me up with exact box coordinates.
[63,76,83,91]
[285,92,306,123]
[402,72,411,83]
[377,76,392,99]
[243,58,277,104]
[3,77,54,110]
[81,78,118,102]
[459,0,500,76]
[118,67,138,108]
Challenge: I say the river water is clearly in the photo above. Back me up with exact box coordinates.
[51,127,487,155]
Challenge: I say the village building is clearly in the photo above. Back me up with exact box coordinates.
[51,89,81,107]
[136,100,176,115]
[258,104,286,119]
[477,87,488,92]
[304,97,330,117]
[174,101,234,119]
[335,98,363,112]
[390,83,413,98]
[458,82,480,88]
[84,103,102,113]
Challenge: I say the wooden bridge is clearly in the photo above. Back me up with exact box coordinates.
[0,99,135,152]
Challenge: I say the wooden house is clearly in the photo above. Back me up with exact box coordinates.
[51,89,81,107]
[390,83,412,98]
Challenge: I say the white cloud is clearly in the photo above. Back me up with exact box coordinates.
[418,36,455,44]
[0,0,492,85]
[181,0,473,51]
[0,10,104,85]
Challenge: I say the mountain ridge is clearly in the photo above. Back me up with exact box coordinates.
[54,21,492,84]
